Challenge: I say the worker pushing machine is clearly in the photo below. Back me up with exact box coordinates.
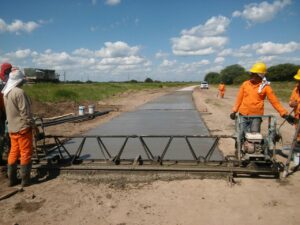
[218,82,226,98]
[230,62,295,134]
[2,69,34,187]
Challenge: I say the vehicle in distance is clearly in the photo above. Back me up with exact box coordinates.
[200,81,209,89]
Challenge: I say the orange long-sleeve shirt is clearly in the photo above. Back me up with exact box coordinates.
[289,86,300,119]
[232,80,287,116]
[218,84,225,92]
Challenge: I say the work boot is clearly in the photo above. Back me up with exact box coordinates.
[7,164,18,187]
[20,163,31,187]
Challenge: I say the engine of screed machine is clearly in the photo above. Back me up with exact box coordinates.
[243,132,264,155]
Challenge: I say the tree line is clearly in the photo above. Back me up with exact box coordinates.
[204,63,300,84]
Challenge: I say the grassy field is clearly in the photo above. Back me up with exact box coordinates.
[23,81,295,103]
[23,82,191,103]
[270,81,295,102]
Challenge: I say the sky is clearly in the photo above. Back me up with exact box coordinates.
[1,0,300,82]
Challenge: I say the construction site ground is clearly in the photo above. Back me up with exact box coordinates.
[0,86,299,225]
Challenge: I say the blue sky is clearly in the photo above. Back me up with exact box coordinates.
[1,0,300,81]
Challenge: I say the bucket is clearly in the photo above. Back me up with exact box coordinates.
[293,153,300,166]
[79,106,85,115]
[88,105,95,114]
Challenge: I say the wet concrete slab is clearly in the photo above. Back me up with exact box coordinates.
[60,89,223,161]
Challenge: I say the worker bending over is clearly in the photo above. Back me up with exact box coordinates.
[230,62,295,134]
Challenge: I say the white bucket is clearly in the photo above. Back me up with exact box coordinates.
[88,105,95,114]
[79,106,85,115]
[293,153,300,166]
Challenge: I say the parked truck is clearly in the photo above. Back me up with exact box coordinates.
[24,68,60,83]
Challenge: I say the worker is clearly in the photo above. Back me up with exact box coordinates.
[289,69,300,138]
[0,63,12,165]
[2,69,34,187]
[230,62,295,134]
[218,81,226,98]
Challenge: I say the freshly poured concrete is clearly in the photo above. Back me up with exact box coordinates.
[62,89,223,161]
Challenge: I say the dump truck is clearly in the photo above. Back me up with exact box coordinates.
[24,68,60,83]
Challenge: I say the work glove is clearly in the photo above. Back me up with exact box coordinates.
[283,114,296,125]
[230,112,236,120]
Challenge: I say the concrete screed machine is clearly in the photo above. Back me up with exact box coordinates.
[2,112,298,180]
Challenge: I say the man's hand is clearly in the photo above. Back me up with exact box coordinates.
[283,114,296,125]
[230,112,236,120]
[290,101,298,108]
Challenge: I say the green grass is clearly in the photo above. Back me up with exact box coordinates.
[269,81,296,102]
[23,82,192,103]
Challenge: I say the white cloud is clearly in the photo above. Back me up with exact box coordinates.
[214,57,225,64]
[95,41,139,58]
[72,48,94,57]
[0,18,41,34]
[217,41,300,59]
[172,35,228,56]
[171,16,230,56]
[105,0,121,6]
[100,55,146,65]
[6,49,32,59]
[91,0,97,5]
[160,59,177,67]
[155,51,169,59]
[255,41,300,55]
[3,41,151,81]
[182,16,230,36]
[232,0,291,24]
[218,48,252,58]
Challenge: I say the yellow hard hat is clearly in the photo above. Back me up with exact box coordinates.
[294,69,300,81]
[249,62,267,74]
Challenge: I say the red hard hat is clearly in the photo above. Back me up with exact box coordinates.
[0,63,12,81]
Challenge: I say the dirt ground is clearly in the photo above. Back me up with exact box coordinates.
[0,85,300,225]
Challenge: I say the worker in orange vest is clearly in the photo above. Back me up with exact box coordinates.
[289,69,300,139]
[289,69,300,116]
[218,82,226,98]
[230,62,295,133]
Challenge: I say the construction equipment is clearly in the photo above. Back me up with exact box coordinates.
[2,111,294,179]
[282,119,300,177]
[233,114,278,167]
[28,113,285,179]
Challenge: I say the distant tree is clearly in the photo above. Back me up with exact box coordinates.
[144,77,153,83]
[204,72,220,84]
[128,79,138,83]
[154,80,161,83]
[220,64,246,84]
[86,80,93,83]
[267,63,300,81]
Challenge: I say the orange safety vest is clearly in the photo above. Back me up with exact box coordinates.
[232,80,287,116]
[289,86,300,119]
[218,84,225,92]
